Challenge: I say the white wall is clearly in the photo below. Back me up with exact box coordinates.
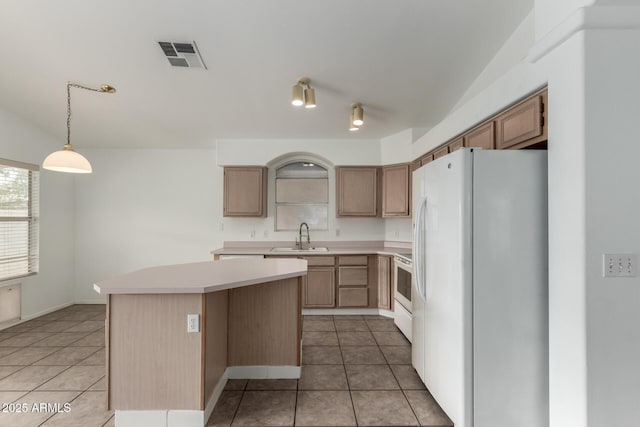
[535,0,596,40]
[74,148,218,302]
[450,10,536,113]
[583,27,640,427]
[0,109,75,320]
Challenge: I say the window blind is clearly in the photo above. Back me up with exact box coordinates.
[0,158,39,281]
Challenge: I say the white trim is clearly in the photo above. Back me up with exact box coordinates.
[115,410,168,427]
[529,6,640,62]
[167,410,205,427]
[226,365,301,379]
[0,300,74,331]
[203,368,228,424]
[73,298,106,304]
[303,307,392,318]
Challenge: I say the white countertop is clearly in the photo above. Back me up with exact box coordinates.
[212,240,411,257]
[94,258,307,295]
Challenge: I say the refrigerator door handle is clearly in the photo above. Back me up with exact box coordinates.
[414,196,428,300]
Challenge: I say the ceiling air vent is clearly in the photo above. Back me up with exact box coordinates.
[158,41,207,69]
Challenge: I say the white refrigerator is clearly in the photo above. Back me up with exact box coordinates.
[412,148,549,427]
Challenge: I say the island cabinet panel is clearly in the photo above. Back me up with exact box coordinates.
[336,166,381,217]
[464,121,495,149]
[228,277,301,366]
[495,94,546,149]
[382,163,411,217]
[223,166,267,217]
[108,293,204,410]
[204,291,228,407]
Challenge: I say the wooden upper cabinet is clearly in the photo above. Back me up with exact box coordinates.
[223,166,267,217]
[496,93,546,149]
[433,145,449,160]
[448,137,464,152]
[382,163,410,217]
[336,167,380,217]
[419,154,434,166]
[464,121,495,149]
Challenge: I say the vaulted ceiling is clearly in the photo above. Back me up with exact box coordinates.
[0,0,532,148]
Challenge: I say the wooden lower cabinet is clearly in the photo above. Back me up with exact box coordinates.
[304,267,335,308]
[338,288,369,307]
[377,256,392,310]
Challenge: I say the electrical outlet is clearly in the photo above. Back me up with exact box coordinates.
[187,314,200,333]
[335,229,340,237]
[250,229,256,238]
[263,230,269,238]
[603,254,637,277]
[219,222,224,232]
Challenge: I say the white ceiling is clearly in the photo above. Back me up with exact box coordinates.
[0,0,532,149]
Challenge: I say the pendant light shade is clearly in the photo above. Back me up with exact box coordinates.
[291,83,304,106]
[304,87,316,108]
[42,82,116,174]
[42,144,92,173]
[352,103,364,126]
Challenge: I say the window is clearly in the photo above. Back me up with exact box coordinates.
[275,162,328,231]
[0,159,39,281]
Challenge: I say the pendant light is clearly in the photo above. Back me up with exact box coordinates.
[42,82,116,174]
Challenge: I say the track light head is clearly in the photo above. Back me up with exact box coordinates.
[352,103,364,126]
[304,87,316,108]
[291,83,304,106]
[349,110,359,131]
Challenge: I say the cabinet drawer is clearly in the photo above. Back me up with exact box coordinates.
[338,255,368,266]
[338,266,368,286]
[303,256,335,266]
[338,288,369,307]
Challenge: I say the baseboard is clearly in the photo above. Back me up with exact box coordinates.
[0,301,75,331]
[226,365,301,379]
[203,368,229,424]
[303,308,393,317]
[74,298,106,304]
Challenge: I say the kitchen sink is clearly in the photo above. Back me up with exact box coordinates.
[271,247,330,252]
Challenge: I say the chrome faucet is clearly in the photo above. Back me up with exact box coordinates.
[297,222,310,249]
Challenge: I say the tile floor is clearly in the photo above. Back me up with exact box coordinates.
[0,304,112,427]
[0,307,452,427]
[208,315,452,427]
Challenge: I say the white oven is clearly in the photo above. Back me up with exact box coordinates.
[393,254,413,342]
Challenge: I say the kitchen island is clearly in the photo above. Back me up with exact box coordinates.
[94,258,307,427]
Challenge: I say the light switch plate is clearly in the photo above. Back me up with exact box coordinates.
[603,254,637,277]
[187,314,200,333]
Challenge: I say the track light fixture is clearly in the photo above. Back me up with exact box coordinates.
[352,103,364,126]
[349,103,364,131]
[291,77,316,109]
